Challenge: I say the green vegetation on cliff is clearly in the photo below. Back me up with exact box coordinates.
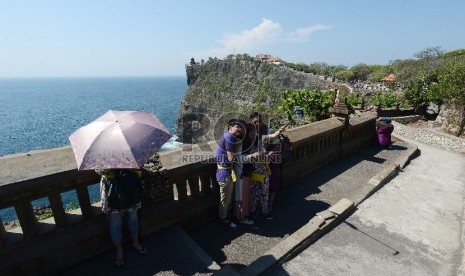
[177,47,465,143]
[176,54,334,143]
[287,47,465,136]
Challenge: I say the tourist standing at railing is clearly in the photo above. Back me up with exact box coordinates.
[248,113,283,220]
[216,119,244,228]
[98,169,148,268]
[249,112,269,138]
[234,123,260,225]
[265,134,283,218]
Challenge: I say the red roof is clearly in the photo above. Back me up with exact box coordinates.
[267,57,282,62]
[382,73,396,82]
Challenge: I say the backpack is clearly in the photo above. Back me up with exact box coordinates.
[105,170,142,210]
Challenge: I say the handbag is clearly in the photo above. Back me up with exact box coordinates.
[251,172,265,183]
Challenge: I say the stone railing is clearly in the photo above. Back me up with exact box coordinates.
[0,112,376,275]
[282,113,376,185]
[379,107,415,118]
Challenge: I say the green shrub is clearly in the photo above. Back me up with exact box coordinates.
[370,91,398,108]
[280,89,334,122]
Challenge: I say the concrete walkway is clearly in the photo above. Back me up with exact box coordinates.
[271,135,465,275]
[60,139,419,275]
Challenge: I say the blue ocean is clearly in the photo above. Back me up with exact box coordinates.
[0,76,187,222]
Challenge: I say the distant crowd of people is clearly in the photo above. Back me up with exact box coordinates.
[351,80,390,92]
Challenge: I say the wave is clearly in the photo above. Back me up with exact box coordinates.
[160,135,184,151]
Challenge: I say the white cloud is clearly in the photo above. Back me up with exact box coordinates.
[190,18,282,59]
[218,18,282,51]
[189,19,332,59]
[287,24,333,42]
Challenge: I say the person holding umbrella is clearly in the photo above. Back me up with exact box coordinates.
[98,168,147,268]
[69,110,172,268]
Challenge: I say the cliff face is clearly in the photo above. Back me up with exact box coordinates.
[175,55,333,144]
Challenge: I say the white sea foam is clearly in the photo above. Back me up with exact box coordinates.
[160,135,184,151]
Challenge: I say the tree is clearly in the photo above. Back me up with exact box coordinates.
[391,47,444,89]
[367,65,389,82]
[335,70,355,81]
[442,49,465,59]
[390,58,420,87]
[328,64,348,77]
[392,47,446,114]
[350,63,372,81]
[438,56,465,136]
[413,46,444,61]
[308,62,331,76]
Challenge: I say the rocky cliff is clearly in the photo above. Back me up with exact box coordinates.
[175,54,334,144]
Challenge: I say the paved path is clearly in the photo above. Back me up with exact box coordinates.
[271,135,465,275]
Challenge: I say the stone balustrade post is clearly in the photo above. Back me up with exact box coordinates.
[15,200,37,239]
[330,99,353,142]
[49,192,67,228]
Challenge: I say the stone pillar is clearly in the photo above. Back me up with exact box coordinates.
[142,154,173,203]
[374,104,381,117]
[330,100,353,127]
[330,100,354,143]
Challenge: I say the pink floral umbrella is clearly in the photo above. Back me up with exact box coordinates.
[69,110,172,170]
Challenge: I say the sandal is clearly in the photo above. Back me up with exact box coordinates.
[115,257,125,268]
[134,246,148,255]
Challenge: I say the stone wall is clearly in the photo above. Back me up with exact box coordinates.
[392,115,421,124]
[379,107,415,118]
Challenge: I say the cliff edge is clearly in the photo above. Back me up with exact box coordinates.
[175,54,334,144]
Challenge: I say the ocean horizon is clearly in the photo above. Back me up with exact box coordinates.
[0,75,187,157]
[0,76,187,222]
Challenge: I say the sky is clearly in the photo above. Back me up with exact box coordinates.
[1,0,464,77]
